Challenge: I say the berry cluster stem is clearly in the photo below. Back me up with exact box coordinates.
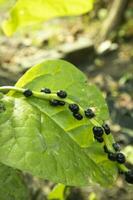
[0,86,128,173]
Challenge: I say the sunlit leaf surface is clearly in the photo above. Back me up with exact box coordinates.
[0,60,118,186]
[2,0,95,36]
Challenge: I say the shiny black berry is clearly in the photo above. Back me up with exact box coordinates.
[116,153,126,164]
[23,89,33,97]
[108,152,116,161]
[93,126,104,137]
[49,99,59,106]
[84,108,95,118]
[41,88,51,94]
[113,143,121,152]
[57,90,67,98]
[102,123,110,135]
[125,170,133,184]
[73,113,83,120]
[69,104,79,113]
[103,145,109,153]
[94,135,103,143]
[58,101,65,106]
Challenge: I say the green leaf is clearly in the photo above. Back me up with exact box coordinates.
[0,0,8,5]
[123,145,133,164]
[0,163,29,200]
[0,60,118,186]
[48,183,66,200]
[2,0,95,36]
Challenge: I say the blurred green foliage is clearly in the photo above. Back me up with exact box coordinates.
[0,163,29,200]
[2,0,95,36]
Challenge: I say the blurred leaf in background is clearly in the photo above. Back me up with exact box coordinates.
[123,145,133,165]
[0,163,29,200]
[0,0,7,4]
[2,0,95,36]
[0,0,15,9]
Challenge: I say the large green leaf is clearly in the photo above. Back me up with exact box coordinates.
[11,60,109,148]
[0,60,118,186]
[2,0,94,36]
[0,163,29,200]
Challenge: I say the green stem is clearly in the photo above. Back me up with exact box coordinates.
[118,164,128,173]
[0,86,128,173]
[0,86,24,93]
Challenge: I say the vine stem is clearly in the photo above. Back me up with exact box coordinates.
[0,86,128,173]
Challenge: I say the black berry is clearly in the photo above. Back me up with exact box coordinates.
[103,145,109,153]
[94,135,103,143]
[116,153,126,164]
[57,90,67,98]
[41,88,51,94]
[69,104,79,113]
[113,143,121,152]
[84,108,95,118]
[93,126,104,137]
[23,89,33,97]
[73,113,83,120]
[125,170,133,184]
[49,99,59,106]
[108,152,116,161]
[102,123,110,135]
[58,101,65,106]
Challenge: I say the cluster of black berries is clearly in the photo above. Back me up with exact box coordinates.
[104,143,121,154]
[41,88,66,106]
[119,168,133,184]
[23,87,133,184]
[102,131,126,164]
[93,126,104,143]
[49,99,65,106]
[41,88,95,121]
[103,139,125,164]
[69,104,96,120]
[108,152,126,163]
[103,144,128,175]
[104,143,133,184]
[125,170,133,184]
[93,124,133,184]
[92,124,111,143]
[69,103,83,120]
[119,169,133,184]
[102,124,111,135]
[22,88,96,121]
[23,88,96,120]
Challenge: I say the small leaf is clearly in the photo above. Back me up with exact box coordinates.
[0,163,29,200]
[123,145,133,164]
[0,60,118,186]
[2,0,95,36]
